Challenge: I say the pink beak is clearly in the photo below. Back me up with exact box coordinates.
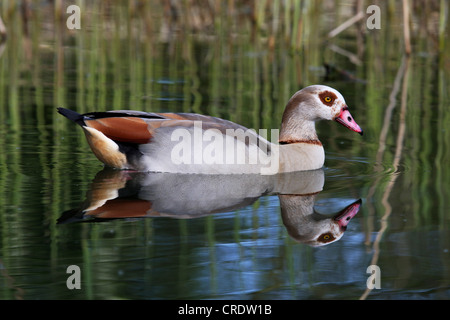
[334,199,362,230]
[335,106,363,135]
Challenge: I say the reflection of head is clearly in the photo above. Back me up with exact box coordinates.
[280,195,361,247]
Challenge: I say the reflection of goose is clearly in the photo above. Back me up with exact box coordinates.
[280,196,361,247]
[58,168,361,246]
[58,85,362,174]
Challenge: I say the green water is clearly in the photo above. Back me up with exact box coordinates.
[0,1,449,300]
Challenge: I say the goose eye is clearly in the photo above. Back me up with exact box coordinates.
[318,233,335,243]
[319,91,337,106]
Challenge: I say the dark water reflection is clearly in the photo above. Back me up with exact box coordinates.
[55,169,365,300]
[58,169,361,247]
[3,162,448,299]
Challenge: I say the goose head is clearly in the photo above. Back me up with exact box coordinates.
[279,85,363,143]
[280,196,362,247]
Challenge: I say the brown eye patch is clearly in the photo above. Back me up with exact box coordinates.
[318,233,336,243]
[319,91,337,106]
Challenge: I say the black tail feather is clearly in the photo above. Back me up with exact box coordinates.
[57,107,86,126]
[58,108,168,123]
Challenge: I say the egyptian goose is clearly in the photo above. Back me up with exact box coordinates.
[58,85,362,174]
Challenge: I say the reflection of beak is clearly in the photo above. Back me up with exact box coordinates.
[334,199,362,230]
[335,106,363,135]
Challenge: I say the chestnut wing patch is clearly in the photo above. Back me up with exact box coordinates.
[85,198,152,219]
[86,117,152,144]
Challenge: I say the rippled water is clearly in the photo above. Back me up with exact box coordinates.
[0,1,449,300]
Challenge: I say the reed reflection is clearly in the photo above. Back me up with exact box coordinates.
[58,168,361,247]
